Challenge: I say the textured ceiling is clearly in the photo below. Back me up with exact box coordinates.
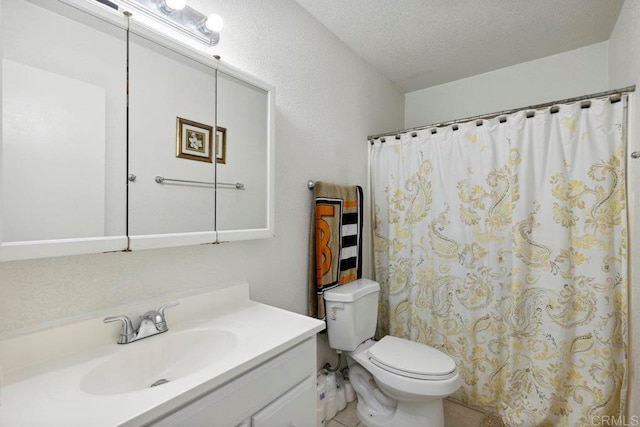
[294,0,624,93]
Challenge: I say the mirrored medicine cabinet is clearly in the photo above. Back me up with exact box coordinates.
[0,0,275,261]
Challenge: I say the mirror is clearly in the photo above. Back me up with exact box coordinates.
[215,70,272,238]
[0,0,128,260]
[127,22,275,248]
[127,31,219,249]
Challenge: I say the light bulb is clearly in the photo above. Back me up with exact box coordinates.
[164,0,186,11]
[205,14,223,32]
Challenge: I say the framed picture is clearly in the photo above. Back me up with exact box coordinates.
[216,126,227,164]
[176,117,213,163]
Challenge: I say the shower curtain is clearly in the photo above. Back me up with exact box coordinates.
[371,97,628,426]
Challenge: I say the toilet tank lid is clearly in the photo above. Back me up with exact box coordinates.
[323,279,380,302]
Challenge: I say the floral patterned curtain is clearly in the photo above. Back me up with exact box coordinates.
[371,97,628,426]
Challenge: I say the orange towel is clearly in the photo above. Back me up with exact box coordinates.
[308,181,363,319]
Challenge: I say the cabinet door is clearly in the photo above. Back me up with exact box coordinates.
[251,375,316,427]
[127,32,217,249]
[0,0,128,261]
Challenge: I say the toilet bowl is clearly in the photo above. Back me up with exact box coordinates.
[347,338,460,427]
[323,279,460,427]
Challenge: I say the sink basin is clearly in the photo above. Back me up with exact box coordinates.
[80,329,237,395]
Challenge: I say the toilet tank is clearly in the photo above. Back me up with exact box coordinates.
[323,278,380,351]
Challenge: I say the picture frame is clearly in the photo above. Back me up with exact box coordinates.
[216,126,227,164]
[176,117,213,163]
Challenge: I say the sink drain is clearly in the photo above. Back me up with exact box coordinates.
[150,379,170,388]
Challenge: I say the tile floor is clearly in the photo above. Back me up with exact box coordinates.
[327,398,489,427]
[326,400,362,427]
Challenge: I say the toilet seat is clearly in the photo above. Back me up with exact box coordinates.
[367,336,457,380]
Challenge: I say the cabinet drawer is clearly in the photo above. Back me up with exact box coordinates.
[252,375,316,427]
[148,338,315,427]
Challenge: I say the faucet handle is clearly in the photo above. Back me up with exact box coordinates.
[158,301,179,319]
[149,302,179,333]
[104,315,135,344]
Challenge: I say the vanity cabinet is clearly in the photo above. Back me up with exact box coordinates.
[0,283,325,426]
[251,376,316,427]
[147,338,316,427]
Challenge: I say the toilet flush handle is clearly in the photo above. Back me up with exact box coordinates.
[330,303,345,320]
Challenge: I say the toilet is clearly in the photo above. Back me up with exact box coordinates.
[323,278,460,427]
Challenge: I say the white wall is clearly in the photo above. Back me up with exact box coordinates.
[608,0,640,418]
[405,42,610,128]
[0,0,404,377]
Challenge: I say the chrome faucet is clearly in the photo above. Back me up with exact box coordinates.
[104,302,179,344]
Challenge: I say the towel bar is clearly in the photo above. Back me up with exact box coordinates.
[308,180,315,190]
[155,176,245,189]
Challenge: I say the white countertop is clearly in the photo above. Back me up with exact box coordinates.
[0,283,325,426]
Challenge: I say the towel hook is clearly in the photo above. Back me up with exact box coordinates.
[308,180,315,190]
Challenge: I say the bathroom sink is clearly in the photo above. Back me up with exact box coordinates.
[80,329,237,395]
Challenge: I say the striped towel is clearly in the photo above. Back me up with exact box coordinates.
[308,181,363,319]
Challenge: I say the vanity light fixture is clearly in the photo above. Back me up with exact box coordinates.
[116,0,223,46]
[160,0,186,13]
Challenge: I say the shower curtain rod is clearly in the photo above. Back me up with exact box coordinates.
[368,85,636,141]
